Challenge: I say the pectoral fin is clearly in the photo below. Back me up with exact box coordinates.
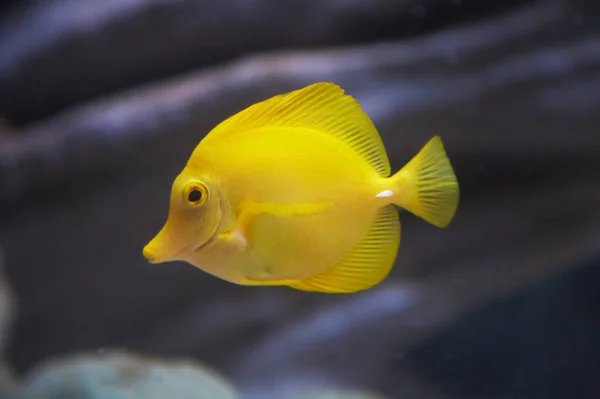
[219,199,331,247]
[218,230,248,249]
[217,200,255,249]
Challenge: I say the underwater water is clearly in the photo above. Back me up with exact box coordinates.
[0,0,599,398]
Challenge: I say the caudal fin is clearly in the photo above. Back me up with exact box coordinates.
[390,136,459,228]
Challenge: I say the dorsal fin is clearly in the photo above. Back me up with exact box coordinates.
[201,82,391,177]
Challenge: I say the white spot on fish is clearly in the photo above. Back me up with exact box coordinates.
[376,190,393,198]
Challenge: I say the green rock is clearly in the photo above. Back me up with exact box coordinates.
[11,351,240,399]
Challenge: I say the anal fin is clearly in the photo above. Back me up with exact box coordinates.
[288,205,401,293]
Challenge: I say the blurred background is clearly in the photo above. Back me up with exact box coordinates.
[0,0,599,398]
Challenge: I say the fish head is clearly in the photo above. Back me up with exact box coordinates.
[143,167,222,264]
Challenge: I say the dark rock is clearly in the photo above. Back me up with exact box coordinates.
[0,0,534,125]
[11,351,240,399]
[401,258,600,399]
[0,247,17,397]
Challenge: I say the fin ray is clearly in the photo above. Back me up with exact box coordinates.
[201,82,391,176]
[287,205,400,293]
[391,136,459,228]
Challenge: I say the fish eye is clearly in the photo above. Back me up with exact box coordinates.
[183,182,208,206]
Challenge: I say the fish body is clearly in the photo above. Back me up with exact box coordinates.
[143,82,459,293]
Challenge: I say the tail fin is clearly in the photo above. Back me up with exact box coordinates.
[390,136,459,228]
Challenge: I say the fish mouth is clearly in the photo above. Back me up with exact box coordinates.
[147,199,224,263]
[144,222,220,264]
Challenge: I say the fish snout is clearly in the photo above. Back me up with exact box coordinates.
[142,245,161,264]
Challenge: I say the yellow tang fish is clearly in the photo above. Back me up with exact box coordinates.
[143,82,459,293]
